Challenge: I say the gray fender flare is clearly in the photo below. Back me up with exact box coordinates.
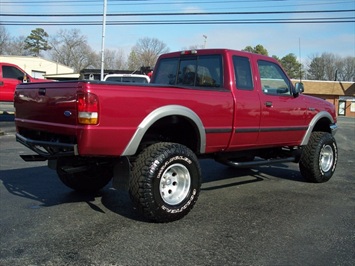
[121,105,206,156]
[301,111,336,146]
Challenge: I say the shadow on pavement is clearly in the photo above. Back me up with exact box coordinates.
[0,159,305,222]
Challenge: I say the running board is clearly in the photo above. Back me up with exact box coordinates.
[218,157,296,168]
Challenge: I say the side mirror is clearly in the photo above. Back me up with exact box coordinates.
[293,82,304,97]
[21,74,31,83]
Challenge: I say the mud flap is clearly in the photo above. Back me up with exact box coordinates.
[112,156,131,190]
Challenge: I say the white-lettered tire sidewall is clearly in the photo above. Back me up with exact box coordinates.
[300,132,338,183]
[152,153,200,216]
[317,137,338,180]
[131,142,202,222]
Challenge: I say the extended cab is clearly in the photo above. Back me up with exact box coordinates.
[14,49,338,222]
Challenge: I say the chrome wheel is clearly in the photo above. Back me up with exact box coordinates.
[319,144,334,172]
[159,163,191,205]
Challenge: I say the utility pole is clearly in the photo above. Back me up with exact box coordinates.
[100,0,107,81]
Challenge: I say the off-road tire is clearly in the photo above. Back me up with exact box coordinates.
[129,142,201,222]
[299,132,338,183]
[56,157,113,192]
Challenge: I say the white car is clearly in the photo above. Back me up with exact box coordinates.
[103,74,150,83]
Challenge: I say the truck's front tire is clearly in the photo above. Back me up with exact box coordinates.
[129,142,201,222]
[299,132,338,183]
[56,157,113,193]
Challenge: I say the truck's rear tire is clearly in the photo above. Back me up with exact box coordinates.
[129,142,201,222]
[299,132,338,183]
[56,157,113,193]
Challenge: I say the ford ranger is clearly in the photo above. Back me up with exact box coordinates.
[14,49,338,222]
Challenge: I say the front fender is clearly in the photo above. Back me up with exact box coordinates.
[301,111,337,145]
[121,105,206,156]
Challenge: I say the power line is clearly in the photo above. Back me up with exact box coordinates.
[3,17,354,26]
[1,9,354,25]
[2,9,354,17]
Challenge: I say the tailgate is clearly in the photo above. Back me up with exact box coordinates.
[14,81,80,127]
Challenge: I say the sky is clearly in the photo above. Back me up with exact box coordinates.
[1,0,355,65]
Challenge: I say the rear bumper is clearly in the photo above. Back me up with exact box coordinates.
[16,133,77,159]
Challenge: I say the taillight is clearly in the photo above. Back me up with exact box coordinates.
[77,92,99,125]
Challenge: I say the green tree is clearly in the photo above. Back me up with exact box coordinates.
[24,28,51,56]
[280,53,303,79]
[242,44,268,56]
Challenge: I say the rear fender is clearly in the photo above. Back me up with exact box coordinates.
[121,105,206,156]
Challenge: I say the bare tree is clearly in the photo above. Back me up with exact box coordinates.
[103,48,126,70]
[341,56,355,82]
[127,50,140,71]
[0,26,10,54]
[307,54,326,80]
[9,36,30,56]
[128,37,169,70]
[307,53,355,81]
[322,53,339,81]
[49,29,97,72]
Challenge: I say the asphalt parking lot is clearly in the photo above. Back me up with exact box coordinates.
[0,115,354,266]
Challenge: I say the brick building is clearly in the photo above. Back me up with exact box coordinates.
[293,80,355,118]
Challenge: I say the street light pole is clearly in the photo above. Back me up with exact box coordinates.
[203,35,207,48]
[100,0,107,81]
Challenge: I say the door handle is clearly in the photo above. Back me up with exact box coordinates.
[38,88,46,96]
[265,101,273,107]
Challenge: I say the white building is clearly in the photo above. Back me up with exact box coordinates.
[0,55,76,79]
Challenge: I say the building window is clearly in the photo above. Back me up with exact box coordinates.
[350,101,355,112]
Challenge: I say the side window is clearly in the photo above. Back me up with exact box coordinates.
[233,56,253,90]
[153,58,179,85]
[2,66,24,80]
[196,56,222,88]
[177,56,222,87]
[177,59,196,85]
[258,60,291,95]
[153,55,222,88]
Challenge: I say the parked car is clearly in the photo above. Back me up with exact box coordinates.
[0,62,53,113]
[0,62,52,102]
[104,74,150,83]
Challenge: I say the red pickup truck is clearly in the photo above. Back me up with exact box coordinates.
[14,49,338,222]
[0,62,50,102]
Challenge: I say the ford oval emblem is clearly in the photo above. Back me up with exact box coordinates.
[64,111,72,117]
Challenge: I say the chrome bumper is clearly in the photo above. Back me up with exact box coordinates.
[330,123,338,136]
